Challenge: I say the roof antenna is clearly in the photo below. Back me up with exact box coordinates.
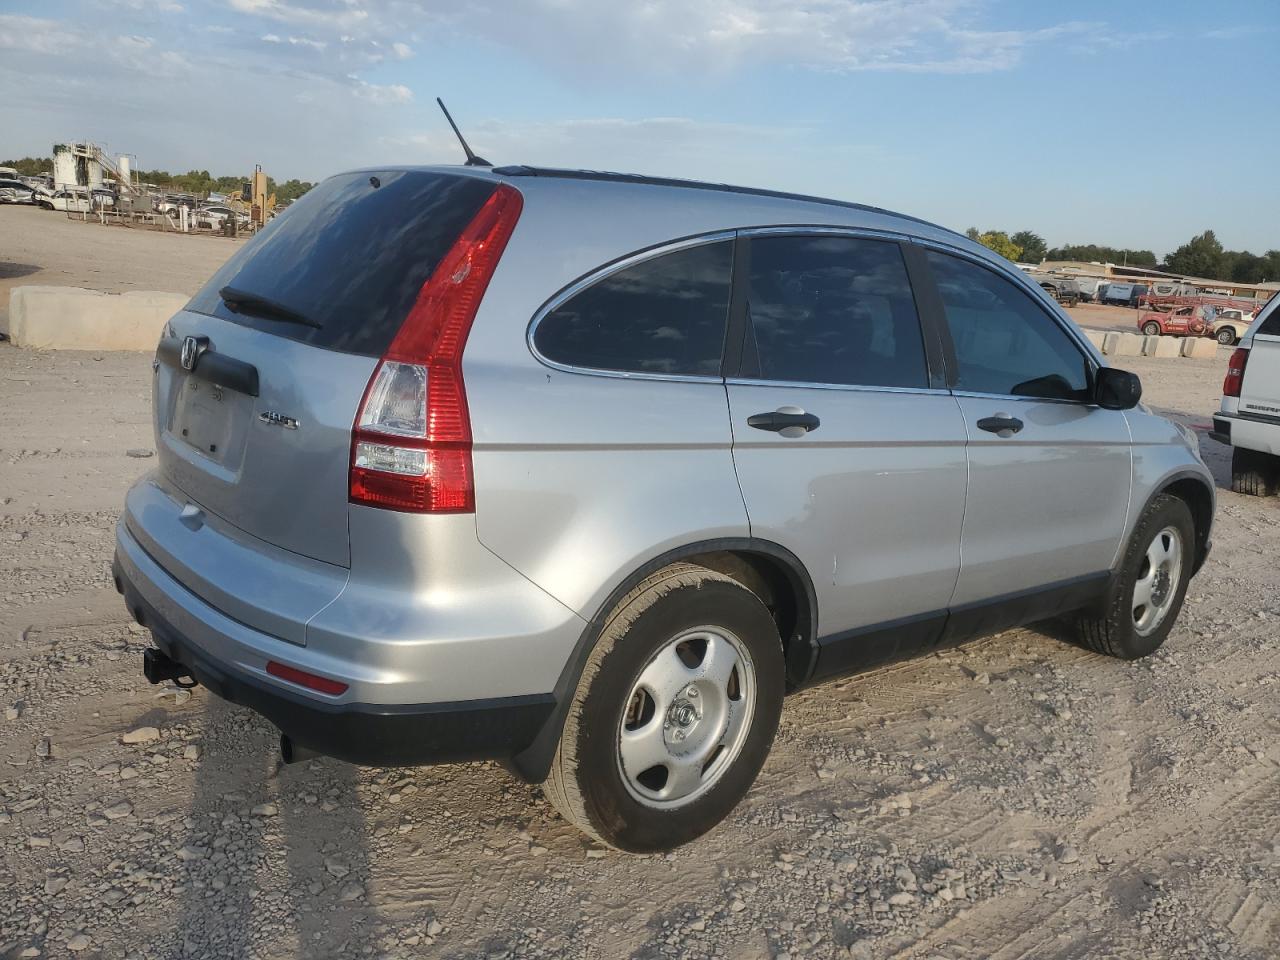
[436,97,490,167]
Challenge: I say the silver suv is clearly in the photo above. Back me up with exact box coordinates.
[114,166,1214,852]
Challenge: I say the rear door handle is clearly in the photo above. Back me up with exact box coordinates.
[747,407,820,437]
[976,413,1024,437]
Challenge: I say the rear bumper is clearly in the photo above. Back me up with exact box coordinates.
[1212,412,1280,454]
[113,519,559,767]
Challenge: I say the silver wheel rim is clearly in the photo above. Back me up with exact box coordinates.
[1132,525,1183,637]
[616,627,756,810]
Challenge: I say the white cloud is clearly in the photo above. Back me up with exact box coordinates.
[215,0,1099,76]
[350,78,412,103]
[287,34,326,50]
[261,32,281,42]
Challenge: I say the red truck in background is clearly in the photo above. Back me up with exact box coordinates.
[1138,304,1210,337]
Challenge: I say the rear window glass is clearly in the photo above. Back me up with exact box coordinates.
[533,241,733,377]
[186,171,495,356]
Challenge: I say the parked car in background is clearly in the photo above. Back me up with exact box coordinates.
[114,164,1215,852]
[1211,297,1280,495]
[0,178,37,204]
[1039,277,1081,306]
[1103,282,1150,307]
[195,204,249,228]
[37,190,93,213]
[1139,304,1210,338]
[1210,308,1256,346]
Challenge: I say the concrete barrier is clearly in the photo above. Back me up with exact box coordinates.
[10,286,187,351]
[1146,336,1182,358]
[1182,338,1219,359]
[1112,332,1145,357]
[1083,329,1107,351]
[1102,332,1122,355]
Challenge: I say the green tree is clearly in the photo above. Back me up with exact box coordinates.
[274,179,314,202]
[1164,230,1225,279]
[1010,230,1047,263]
[1045,243,1157,267]
[964,227,981,241]
[1,156,54,176]
[974,230,1023,262]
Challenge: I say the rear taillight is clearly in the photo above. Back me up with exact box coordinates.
[349,184,523,512]
[1223,347,1249,397]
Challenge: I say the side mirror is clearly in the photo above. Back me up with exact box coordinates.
[1095,367,1142,410]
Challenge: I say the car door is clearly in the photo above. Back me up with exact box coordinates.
[725,231,968,682]
[918,247,1132,623]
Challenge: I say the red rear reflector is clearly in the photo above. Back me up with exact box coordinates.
[350,183,523,513]
[1223,347,1248,397]
[266,660,349,696]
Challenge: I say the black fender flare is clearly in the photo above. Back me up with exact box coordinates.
[505,537,817,783]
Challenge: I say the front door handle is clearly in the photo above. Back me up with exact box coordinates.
[748,407,820,437]
[976,413,1024,437]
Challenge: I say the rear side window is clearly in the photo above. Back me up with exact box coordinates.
[1257,296,1280,336]
[927,251,1090,401]
[744,235,928,389]
[534,241,733,377]
[187,171,496,356]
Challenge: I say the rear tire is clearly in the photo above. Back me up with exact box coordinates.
[1142,321,1161,336]
[545,563,784,852]
[1216,327,1237,345]
[1231,447,1280,497]
[1072,494,1194,660]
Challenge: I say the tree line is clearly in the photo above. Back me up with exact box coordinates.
[966,227,1279,285]
[2,156,314,203]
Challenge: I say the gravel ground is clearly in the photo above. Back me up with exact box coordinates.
[1,340,1277,960]
[0,205,1277,958]
[0,206,236,334]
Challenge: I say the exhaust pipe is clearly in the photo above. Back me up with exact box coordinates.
[280,735,320,765]
[143,648,196,688]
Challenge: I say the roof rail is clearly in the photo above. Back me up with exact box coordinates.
[490,165,945,232]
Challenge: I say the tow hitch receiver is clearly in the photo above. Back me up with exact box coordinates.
[143,648,197,689]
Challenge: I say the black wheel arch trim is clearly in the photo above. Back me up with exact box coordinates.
[506,536,818,783]
[1144,469,1215,575]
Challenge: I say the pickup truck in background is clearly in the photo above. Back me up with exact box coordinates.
[1212,296,1280,495]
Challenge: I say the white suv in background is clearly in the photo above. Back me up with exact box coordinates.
[1212,296,1280,495]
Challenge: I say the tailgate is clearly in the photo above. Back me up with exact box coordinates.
[149,168,499,568]
[1241,299,1280,420]
[154,312,376,566]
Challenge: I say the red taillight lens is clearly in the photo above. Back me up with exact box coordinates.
[1223,347,1249,397]
[266,660,349,696]
[349,183,523,513]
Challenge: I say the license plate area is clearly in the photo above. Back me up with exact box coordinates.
[169,376,252,469]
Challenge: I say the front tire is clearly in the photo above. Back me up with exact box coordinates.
[545,563,784,852]
[1216,327,1236,345]
[1142,321,1161,336]
[1072,494,1194,660]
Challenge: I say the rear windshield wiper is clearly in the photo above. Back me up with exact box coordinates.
[219,286,322,329]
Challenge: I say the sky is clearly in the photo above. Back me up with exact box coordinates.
[1,0,1277,257]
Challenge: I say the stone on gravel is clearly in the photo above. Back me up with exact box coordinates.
[121,726,160,744]
[66,933,91,952]
[1056,844,1080,864]
[102,801,133,820]
[251,802,278,817]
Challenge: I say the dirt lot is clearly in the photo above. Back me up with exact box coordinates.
[2,214,1279,959]
[0,206,236,334]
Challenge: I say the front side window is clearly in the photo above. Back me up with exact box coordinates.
[534,240,733,376]
[744,235,928,389]
[927,251,1091,401]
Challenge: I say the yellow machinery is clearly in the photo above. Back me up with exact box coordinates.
[228,164,276,227]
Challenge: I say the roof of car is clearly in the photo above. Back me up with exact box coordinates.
[490,164,946,232]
